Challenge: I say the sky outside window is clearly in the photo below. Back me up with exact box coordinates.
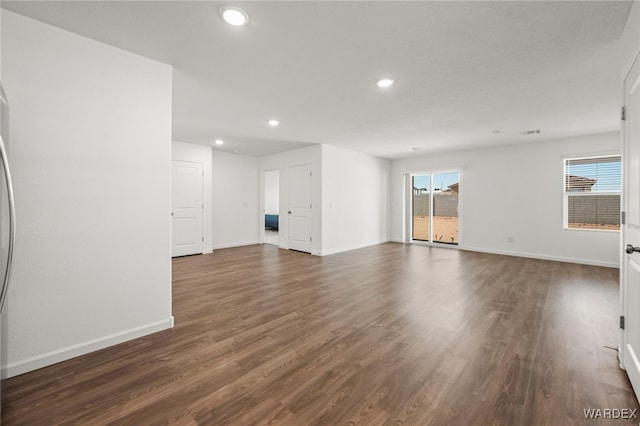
[413,172,458,191]
[566,157,621,192]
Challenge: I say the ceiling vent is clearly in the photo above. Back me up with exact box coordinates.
[520,129,541,136]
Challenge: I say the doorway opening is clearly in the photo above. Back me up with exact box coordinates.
[264,169,280,246]
[411,171,460,245]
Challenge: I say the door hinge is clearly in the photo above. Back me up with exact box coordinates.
[310,237,312,242]
[310,204,312,209]
[620,315,625,330]
[622,211,626,225]
[202,204,204,209]
[310,171,312,176]
[622,106,626,121]
[202,236,204,242]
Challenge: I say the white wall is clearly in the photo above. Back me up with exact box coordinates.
[172,141,213,253]
[390,132,621,267]
[620,0,640,76]
[264,170,279,215]
[212,150,260,249]
[1,11,173,377]
[260,145,322,254]
[321,145,389,255]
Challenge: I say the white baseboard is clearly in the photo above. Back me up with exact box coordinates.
[2,316,174,379]
[211,240,260,250]
[460,245,619,268]
[385,239,617,267]
[204,248,213,254]
[388,238,405,243]
[319,240,388,256]
[289,238,617,268]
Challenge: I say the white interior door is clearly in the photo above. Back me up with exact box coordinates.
[288,164,311,253]
[622,51,640,399]
[172,161,203,257]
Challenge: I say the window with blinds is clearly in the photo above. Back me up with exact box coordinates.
[564,155,621,231]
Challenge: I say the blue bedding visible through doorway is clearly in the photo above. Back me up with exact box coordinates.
[265,214,278,231]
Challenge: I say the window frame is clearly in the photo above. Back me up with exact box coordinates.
[562,154,621,232]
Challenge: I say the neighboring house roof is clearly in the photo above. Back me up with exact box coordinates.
[566,175,597,191]
[414,184,459,193]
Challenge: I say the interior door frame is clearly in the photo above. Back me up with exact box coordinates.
[260,168,280,247]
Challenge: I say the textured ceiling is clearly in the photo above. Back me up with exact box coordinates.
[2,1,634,159]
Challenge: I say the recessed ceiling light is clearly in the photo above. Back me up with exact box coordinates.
[377,78,394,88]
[214,139,224,145]
[409,147,423,152]
[268,119,279,127]
[491,130,501,134]
[220,6,248,26]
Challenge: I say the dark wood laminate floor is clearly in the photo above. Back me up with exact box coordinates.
[3,243,638,425]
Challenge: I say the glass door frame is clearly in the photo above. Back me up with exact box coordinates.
[407,169,461,247]
[411,172,432,242]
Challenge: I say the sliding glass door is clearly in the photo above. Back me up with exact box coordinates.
[411,171,459,245]
[412,175,430,241]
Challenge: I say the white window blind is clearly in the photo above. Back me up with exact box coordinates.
[564,155,621,231]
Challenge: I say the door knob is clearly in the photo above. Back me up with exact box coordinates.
[288,211,292,214]
[626,244,640,254]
